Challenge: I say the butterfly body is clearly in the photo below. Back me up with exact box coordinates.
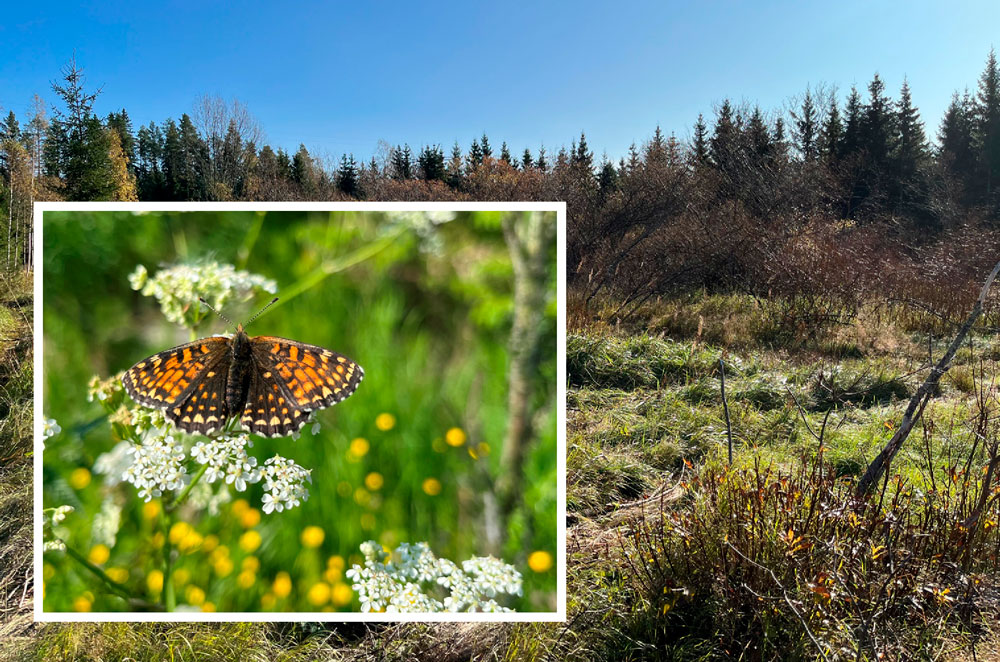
[122,325,363,438]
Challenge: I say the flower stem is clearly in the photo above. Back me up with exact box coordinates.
[158,504,176,611]
[63,544,133,601]
[168,463,209,513]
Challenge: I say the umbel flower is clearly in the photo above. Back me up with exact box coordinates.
[347,540,523,613]
[128,261,277,327]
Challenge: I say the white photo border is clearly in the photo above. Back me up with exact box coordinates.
[33,201,567,623]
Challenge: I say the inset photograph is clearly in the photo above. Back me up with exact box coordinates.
[36,204,563,620]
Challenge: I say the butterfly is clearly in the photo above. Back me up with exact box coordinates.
[121,300,363,437]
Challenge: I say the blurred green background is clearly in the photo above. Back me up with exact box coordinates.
[41,209,558,613]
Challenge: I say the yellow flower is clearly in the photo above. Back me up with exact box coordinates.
[239,530,262,553]
[88,544,110,565]
[375,413,396,431]
[209,545,230,563]
[307,582,331,606]
[201,601,216,612]
[354,487,371,506]
[301,526,325,548]
[237,570,256,589]
[185,585,206,606]
[147,570,164,594]
[348,437,370,460]
[142,501,161,520]
[72,595,92,612]
[261,593,276,610]
[528,550,553,573]
[43,564,56,581]
[201,535,219,553]
[332,582,353,606]
[106,567,128,584]
[327,555,345,571]
[213,557,234,577]
[364,472,384,490]
[445,427,466,447]
[422,478,442,496]
[179,529,204,553]
[272,572,292,598]
[324,567,342,584]
[242,556,260,573]
[477,442,490,457]
[231,498,250,517]
[239,508,261,529]
[69,467,91,490]
[151,532,164,548]
[173,569,191,587]
[169,521,192,545]
[360,513,376,530]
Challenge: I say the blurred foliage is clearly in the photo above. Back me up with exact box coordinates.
[41,209,557,613]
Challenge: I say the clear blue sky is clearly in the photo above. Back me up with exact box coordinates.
[1,1,997,164]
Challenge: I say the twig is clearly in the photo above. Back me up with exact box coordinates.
[725,542,830,662]
[720,359,733,464]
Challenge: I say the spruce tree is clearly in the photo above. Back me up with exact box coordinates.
[479,133,492,159]
[536,146,547,172]
[791,88,818,161]
[106,109,135,171]
[975,48,1000,209]
[939,91,977,193]
[337,153,360,197]
[292,144,318,195]
[500,141,513,166]
[820,97,843,163]
[597,157,618,200]
[521,148,533,170]
[447,142,464,188]
[573,131,593,171]
[417,145,445,181]
[390,144,413,180]
[48,58,117,200]
[840,86,864,159]
[692,114,709,167]
[469,139,483,168]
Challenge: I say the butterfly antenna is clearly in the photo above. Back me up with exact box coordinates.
[243,297,280,330]
[198,297,235,329]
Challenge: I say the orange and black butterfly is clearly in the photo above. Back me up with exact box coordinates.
[121,298,363,437]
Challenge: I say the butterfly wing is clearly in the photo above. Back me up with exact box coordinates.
[122,336,231,410]
[249,336,364,412]
[238,360,313,437]
[164,364,232,435]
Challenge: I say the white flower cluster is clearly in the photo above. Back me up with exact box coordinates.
[87,374,124,403]
[91,497,123,547]
[122,434,188,502]
[128,262,277,328]
[192,433,261,491]
[43,418,62,440]
[388,211,457,254]
[260,456,312,514]
[346,540,523,613]
[93,441,134,486]
[42,505,74,552]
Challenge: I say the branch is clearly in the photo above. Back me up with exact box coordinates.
[855,259,1000,497]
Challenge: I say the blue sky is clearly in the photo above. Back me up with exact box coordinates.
[1,1,997,164]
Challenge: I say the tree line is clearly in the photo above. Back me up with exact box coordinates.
[2,51,999,307]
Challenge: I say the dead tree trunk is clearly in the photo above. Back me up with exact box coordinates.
[855,260,1000,497]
